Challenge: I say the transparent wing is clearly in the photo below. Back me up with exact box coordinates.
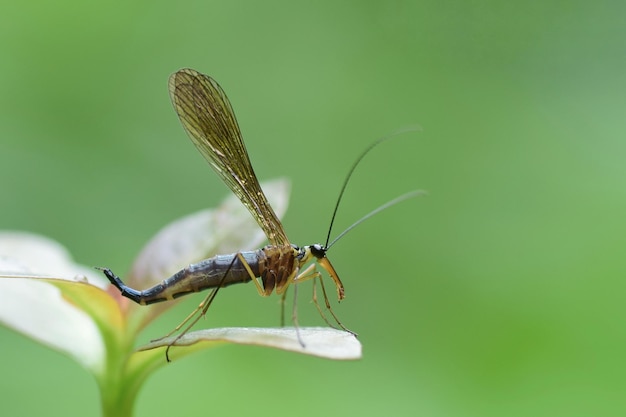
[168,68,289,246]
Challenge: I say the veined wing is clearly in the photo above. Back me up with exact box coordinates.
[168,68,289,246]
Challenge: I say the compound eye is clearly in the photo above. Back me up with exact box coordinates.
[310,244,326,258]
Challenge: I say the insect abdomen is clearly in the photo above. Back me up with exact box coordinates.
[113,250,264,305]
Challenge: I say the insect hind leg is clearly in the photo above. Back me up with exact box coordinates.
[160,286,221,362]
[159,252,259,362]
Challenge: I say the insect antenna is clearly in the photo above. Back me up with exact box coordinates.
[327,189,425,249]
[324,125,423,249]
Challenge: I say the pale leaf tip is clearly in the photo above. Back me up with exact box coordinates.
[138,327,362,361]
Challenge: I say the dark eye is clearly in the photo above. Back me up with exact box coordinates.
[310,244,326,258]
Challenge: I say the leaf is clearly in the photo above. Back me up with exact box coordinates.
[136,327,362,361]
[0,231,106,287]
[0,278,106,372]
[0,232,124,374]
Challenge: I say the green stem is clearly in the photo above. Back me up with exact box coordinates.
[98,339,139,417]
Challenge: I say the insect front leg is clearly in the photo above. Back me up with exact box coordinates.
[294,264,341,329]
[278,265,320,326]
[288,263,356,336]
[312,273,356,336]
[293,263,322,283]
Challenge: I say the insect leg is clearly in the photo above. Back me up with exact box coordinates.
[162,253,260,362]
[280,289,288,327]
[289,281,306,347]
[311,278,336,328]
[279,264,322,347]
[293,264,339,328]
[278,264,313,327]
[163,286,221,362]
[263,264,305,346]
[237,252,266,296]
[314,274,357,336]
[286,263,355,336]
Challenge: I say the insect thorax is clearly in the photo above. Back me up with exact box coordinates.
[258,244,301,295]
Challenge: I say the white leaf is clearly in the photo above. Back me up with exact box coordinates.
[0,278,106,373]
[139,327,362,360]
[0,231,105,287]
[0,232,108,373]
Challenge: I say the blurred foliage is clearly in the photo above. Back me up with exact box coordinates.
[1,1,625,416]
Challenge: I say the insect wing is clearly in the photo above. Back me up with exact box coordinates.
[168,68,289,246]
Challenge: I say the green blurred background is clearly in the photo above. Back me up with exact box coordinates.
[2,1,625,416]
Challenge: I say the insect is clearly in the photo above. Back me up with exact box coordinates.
[100,68,420,359]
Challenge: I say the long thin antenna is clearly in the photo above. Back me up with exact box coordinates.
[327,190,426,249]
[324,125,422,248]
